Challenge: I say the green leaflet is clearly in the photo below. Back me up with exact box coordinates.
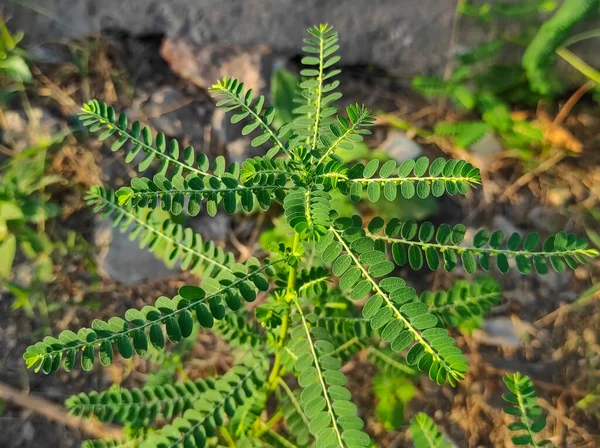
[366,216,598,275]
[23,258,274,374]
[209,78,289,157]
[502,373,551,447]
[290,305,371,448]
[319,156,481,200]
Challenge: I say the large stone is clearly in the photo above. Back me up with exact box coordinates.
[6,0,452,75]
[8,1,598,85]
[379,130,424,162]
[94,218,177,284]
[160,39,272,93]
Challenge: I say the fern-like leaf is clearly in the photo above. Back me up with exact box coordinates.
[67,363,254,424]
[293,24,342,155]
[409,413,452,448]
[80,100,209,177]
[420,277,502,328]
[434,121,491,148]
[365,216,598,274]
[318,156,481,202]
[117,172,288,217]
[215,312,263,349]
[230,391,268,438]
[23,258,274,373]
[502,373,551,447]
[209,77,289,158]
[321,217,468,386]
[140,355,268,448]
[316,104,374,164]
[297,266,331,297]
[290,303,371,448]
[86,186,235,278]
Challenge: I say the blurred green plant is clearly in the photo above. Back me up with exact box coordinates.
[409,412,452,448]
[0,139,64,319]
[0,16,31,104]
[373,373,415,431]
[412,0,599,157]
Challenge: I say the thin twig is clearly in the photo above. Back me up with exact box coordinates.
[499,151,566,202]
[0,381,124,441]
[551,81,595,130]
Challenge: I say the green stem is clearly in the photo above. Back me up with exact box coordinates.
[515,388,541,448]
[220,427,236,448]
[310,31,326,151]
[253,410,283,438]
[556,47,600,85]
[267,232,301,389]
[562,29,600,47]
[277,378,311,428]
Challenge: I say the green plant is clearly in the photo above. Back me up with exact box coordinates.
[412,0,600,155]
[0,15,32,102]
[0,137,67,321]
[503,373,551,447]
[409,413,452,448]
[23,24,597,448]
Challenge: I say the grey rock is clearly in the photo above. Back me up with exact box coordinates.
[7,1,600,84]
[143,86,211,139]
[1,108,63,151]
[492,215,522,238]
[472,317,534,349]
[6,0,450,75]
[188,212,230,243]
[379,130,423,163]
[94,218,177,284]
[470,132,503,158]
[160,39,273,93]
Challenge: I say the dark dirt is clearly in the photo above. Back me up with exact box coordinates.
[1,32,599,448]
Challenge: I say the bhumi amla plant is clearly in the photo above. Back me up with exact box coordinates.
[23,24,597,448]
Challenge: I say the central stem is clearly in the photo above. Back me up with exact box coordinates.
[267,232,301,388]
